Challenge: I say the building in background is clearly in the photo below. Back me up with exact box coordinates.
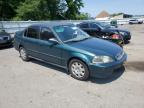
[95,11,110,20]
[111,13,132,19]
[95,11,134,20]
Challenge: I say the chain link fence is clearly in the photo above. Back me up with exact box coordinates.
[0,19,143,36]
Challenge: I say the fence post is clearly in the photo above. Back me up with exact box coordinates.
[0,21,4,30]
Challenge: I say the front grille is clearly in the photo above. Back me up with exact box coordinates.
[3,37,9,40]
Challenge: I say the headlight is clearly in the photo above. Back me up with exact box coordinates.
[92,56,114,64]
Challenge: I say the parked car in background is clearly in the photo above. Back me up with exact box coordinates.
[77,22,131,44]
[14,22,127,80]
[0,30,13,48]
[77,22,124,46]
[110,20,118,28]
[129,19,143,24]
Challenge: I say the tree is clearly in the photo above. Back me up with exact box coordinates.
[110,13,123,17]
[0,0,84,20]
[0,0,25,20]
[14,0,49,20]
[14,0,65,20]
[76,13,90,20]
[65,0,83,19]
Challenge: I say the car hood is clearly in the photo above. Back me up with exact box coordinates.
[67,38,123,58]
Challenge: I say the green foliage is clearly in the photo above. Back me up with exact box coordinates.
[0,0,85,20]
[14,0,50,20]
[76,13,90,20]
[64,0,84,19]
[110,13,123,17]
[0,0,25,20]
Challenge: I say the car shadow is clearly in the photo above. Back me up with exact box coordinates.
[30,58,125,84]
[89,66,125,84]
[0,45,13,50]
[124,40,130,44]
[30,58,68,74]
[125,61,144,72]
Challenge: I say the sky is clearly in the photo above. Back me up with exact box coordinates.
[81,0,144,17]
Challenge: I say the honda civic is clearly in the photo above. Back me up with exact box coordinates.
[14,22,127,80]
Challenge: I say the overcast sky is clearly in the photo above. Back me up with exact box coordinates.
[81,0,144,17]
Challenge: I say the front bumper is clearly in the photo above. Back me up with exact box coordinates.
[0,39,13,47]
[123,34,131,41]
[88,54,127,78]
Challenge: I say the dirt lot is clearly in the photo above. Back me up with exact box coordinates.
[0,24,144,108]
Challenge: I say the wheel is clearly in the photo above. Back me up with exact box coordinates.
[19,47,30,61]
[69,59,89,81]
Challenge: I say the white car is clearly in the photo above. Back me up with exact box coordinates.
[129,19,143,24]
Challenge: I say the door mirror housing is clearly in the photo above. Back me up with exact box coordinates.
[49,38,59,45]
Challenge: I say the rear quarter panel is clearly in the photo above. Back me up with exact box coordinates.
[14,31,23,51]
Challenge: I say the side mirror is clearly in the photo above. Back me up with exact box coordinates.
[49,38,59,45]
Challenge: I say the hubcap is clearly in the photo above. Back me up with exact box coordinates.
[20,48,26,59]
[71,62,85,78]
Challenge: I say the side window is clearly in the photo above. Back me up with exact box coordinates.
[40,27,55,41]
[26,26,40,39]
[79,23,89,28]
[90,23,100,29]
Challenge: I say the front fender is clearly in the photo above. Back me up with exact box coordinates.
[68,52,92,65]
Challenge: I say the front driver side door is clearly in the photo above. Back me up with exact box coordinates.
[38,27,62,65]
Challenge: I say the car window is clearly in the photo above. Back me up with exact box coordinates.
[40,27,55,41]
[130,19,137,21]
[79,23,89,28]
[24,29,27,37]
[26,26,40,39]
[53,25,90,42]
[90,23,100,29]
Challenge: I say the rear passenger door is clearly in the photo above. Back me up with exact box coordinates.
[22,26,41,58]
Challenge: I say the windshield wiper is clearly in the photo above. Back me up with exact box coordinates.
[65,37,91,43]
[81,37,91,41]
[65,39,81,43]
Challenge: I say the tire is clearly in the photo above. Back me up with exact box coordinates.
[69,59,89,81]
[19,47,30,61]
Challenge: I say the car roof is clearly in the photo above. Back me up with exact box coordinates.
[29,22,74,28]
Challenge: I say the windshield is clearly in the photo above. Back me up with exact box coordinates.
[53,25,90,43]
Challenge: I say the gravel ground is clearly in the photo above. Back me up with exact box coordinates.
[0,24,144,108]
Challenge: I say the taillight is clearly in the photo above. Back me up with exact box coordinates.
[111,34,120,39]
